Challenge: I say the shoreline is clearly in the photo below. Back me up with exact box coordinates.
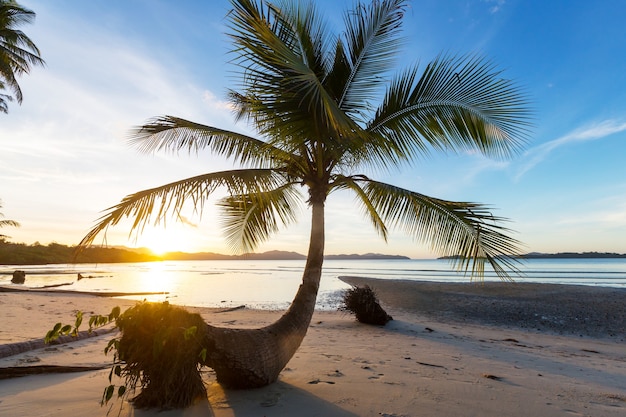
[0,280,625,416]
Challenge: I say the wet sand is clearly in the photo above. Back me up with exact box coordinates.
[340,276,626,339]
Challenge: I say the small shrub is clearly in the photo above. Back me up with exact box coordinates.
[112,302,208,409]
[46,302,209,411]
[340,285,392,325]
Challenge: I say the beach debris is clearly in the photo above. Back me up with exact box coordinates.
[416,361,446,369]
[482,373,503,381]
[0,365,108,379]
[216,304,246,313]
[11,270,25,284]
[340,285,393,325]
[77,273,102,280]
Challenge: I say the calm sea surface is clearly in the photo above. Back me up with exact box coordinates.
[1,258,625,310]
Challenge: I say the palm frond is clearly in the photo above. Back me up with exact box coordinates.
[129,116,291,168]
[369,54,532,161]
[331,174,388,241]
[0,219,20,228]
[218,183,303,253]
[331,0,407,120]
[227,0,359,140]
[0,1,45,103]
[362,179,523,280]
[79,169,288,248]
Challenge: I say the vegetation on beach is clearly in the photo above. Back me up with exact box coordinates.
[46,302,207,410]
[107,303,208,409]
[0,0,45,113]
[0,201,19,239]
[341,285,393,325]
[68,0,530,404]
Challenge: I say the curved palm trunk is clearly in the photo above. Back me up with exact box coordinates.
[201,199,325,388]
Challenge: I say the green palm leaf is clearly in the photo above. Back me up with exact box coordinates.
[228,0,359,141]
[79,169,289,248]
[331,0,407,120]
[129,116,287,168]
[359,179,523,280]
[0,1,45,107]
[369,54,532,161]
[218,184,302,253]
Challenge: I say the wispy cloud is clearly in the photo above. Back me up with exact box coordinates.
[484,0,506,14]
[515,119,626,181]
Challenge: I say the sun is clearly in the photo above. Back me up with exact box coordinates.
[134,226,197,256]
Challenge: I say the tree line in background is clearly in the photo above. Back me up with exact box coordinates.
[0,240,160,264]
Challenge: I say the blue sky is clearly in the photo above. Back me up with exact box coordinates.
[1,0,625,258]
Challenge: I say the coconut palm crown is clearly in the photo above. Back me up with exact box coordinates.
[0,0,45,113]
[80,0,531,388]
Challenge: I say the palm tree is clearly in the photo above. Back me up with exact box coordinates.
[0,0,45,113]
[80,0,531,388]
[0,199,19,239]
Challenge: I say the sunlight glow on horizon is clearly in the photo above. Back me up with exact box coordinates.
[1,0,625,257]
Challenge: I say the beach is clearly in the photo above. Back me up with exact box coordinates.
[0,279,624,416]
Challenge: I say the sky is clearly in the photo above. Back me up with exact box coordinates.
[1,0,625,259]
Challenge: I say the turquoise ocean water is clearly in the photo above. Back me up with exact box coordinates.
[1,258,625,310]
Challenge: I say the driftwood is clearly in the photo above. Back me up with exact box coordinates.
[0,365,108,379]
[0,327,116,359]
[0,286,167,297]
[216,305,246,313]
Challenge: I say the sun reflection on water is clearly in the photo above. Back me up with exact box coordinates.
[128,262,177,303]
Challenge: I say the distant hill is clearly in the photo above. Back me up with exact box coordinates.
[439,252,626,260]
[163,250,409,261]
[521,252,626,259]
[0,240,409,265]
[325,253,410,260]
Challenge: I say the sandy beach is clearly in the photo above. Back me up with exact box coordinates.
[0,279,624,416]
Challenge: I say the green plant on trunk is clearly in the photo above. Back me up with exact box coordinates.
[78,0,531,392]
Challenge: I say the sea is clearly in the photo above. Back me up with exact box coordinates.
[1,258,625,310]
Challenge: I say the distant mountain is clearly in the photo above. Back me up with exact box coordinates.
[163,250,408,261]
[0,240,409,264]
[325,252,410,260]
[521,252,626,259]
[439,252,626,260]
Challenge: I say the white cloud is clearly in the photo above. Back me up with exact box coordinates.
[484,0,506,14]
[0,3,239,247]
[515,119,626,181]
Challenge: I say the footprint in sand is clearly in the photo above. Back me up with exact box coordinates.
[327,369,344,377]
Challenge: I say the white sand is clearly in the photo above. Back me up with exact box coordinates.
[0,287,625,416]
